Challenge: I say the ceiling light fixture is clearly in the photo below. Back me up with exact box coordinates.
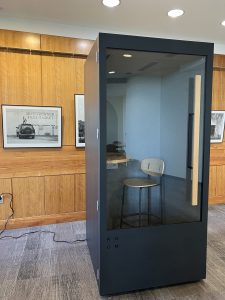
[221,20,225,26]
[102,0,120,8]
[123,53,132,58]
[108,70,116,74]
[168,9,184,18]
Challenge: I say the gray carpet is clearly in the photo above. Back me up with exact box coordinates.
[1,205,225,299]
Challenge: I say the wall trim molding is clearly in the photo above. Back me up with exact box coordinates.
[209,196,225,205]
[0,47,88,58]
[0,211,86,230]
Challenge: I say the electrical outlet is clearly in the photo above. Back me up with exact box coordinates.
[0,194,4,204]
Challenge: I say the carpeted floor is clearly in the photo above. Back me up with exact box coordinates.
[0,205,225,299]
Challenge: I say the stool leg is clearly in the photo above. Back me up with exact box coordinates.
[160,177,163,224]
[139,188,142,227]
[148,187,151,225]
[120,185,126,228]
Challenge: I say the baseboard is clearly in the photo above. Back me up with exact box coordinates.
[0,211,86,230]
[209,196,225,205]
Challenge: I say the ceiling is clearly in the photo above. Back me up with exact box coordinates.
[0,0,225,52]
[106,49,203,79]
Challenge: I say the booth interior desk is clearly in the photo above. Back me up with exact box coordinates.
[107,152,129,165]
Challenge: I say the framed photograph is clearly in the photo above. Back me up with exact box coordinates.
[75,94,85,147]
[211,110,225,143]
[2,105,62,148]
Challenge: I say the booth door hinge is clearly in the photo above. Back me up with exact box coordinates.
[96,51,99,64]
[97,200,99,212]
[97,128,99,140]
[97,268,100,280]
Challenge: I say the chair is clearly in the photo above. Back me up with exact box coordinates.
[120,158,165,228]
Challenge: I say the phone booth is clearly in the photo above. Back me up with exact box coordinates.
[85,33,213,296]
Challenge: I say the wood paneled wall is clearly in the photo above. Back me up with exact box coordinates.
[1,29,222,222]
[209,55,225,204]
[0,29,93,229]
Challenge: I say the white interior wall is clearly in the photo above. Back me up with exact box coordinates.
[107,78,162,161]
[107,83,126,145]
[107,63,205,180]
[124,76,161,161]
[160,62,205,179]
[107,96,124,144]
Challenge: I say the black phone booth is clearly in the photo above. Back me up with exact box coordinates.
[85,33,213,296]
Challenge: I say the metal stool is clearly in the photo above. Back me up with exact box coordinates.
[120,158,164,228]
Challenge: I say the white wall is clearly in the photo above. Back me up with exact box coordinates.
[160,62,205,178]
[106,78,162,160]
[107,101,118,144]
[106,67,205,180]
[107,83,126,144]
[124,76,161,160]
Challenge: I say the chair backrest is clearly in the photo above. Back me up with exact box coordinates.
[141,158,165,177]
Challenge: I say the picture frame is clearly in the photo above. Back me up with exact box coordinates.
[210,110,225,143]
[75,94,85,147]
[1,105,62,148]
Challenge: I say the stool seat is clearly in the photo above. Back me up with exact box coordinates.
[120,158,165,228]
[123,178,158,188]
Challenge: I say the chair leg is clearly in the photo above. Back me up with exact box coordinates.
[148,187,151,225]
[139,188,142,227]
[120,185,126,228]
[160,177,163,224]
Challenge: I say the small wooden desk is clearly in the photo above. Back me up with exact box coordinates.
[107,153,129,165]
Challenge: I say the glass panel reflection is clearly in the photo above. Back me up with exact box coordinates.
[106,49,205,230]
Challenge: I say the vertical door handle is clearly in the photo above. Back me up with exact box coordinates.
[187,113,194,169]
[192,75,201,206]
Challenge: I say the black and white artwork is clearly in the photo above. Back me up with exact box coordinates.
[2,105,62,148]
[211,111,225,143]
[75,94,85,147]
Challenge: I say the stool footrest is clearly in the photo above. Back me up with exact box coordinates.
[121,213,161,228]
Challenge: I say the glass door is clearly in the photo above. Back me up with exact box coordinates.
[105,48,206,230]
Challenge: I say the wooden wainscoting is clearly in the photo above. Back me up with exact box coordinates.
[0,174,86,229]
[0,179,12,220]
[209,55,225,204]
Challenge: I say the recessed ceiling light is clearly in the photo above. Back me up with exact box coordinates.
[168,9,184,18]
[221,20,225,26]
[108,70,116,74]
[123,53,132,58]
[102,0,120,8]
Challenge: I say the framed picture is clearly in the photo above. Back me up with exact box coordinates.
[2,105,62,148]
[211,110,225,143]
[75,94,85,147]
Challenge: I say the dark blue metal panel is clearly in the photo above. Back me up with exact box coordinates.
[85,38,100,287]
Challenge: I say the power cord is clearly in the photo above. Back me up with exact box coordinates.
[0,193,86,244]
[0,193,14,237]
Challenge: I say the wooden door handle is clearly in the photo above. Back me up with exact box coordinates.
[192,75,201,206]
